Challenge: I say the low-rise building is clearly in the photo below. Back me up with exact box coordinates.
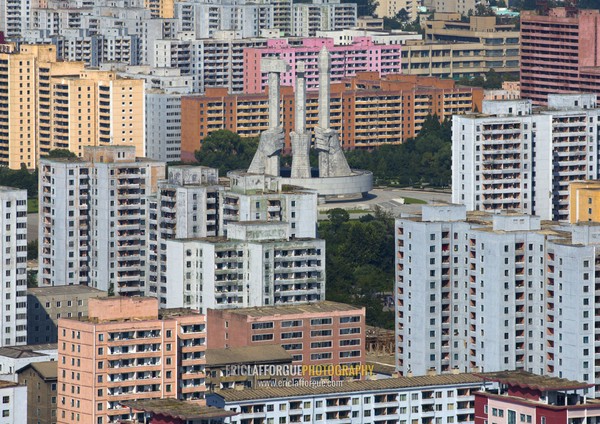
[207,301,365,379]
[206,345,293,392]
[475,371,600,423]
[0,344,57,382]
[569,181,600,224]
[207,373,484,423]
[17,361,58,424]
[27,285,107,344]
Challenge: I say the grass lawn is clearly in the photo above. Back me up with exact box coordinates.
[402,197,427,205]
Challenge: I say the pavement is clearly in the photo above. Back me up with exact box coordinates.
[318,187,452,219]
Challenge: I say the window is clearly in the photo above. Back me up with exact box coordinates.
[251,322,274,330]
[251,334,274,341]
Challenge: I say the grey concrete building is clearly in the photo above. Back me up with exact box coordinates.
[452,94,600,221]
[396,204,600,396]
[26,285,107,344]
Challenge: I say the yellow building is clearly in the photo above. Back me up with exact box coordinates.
[569,181,600,223]
[0,43,144,169]
[145,0,175,18]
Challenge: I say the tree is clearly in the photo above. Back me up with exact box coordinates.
[327,208,350,227]
[194,130,258,174]
[27,240,38,260]
[395,8,410,23]
[45,149,78,159]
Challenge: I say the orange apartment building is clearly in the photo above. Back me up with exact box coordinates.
[181,73,483,161]
[57,297,207,424]
[0,43,144,169]
[207,301,366,380]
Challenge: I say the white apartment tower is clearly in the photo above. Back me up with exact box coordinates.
[396,204,600,395]
[166,221,326,312]
[452,94,600,221]
[0,188,27,347]
[39,146,166,294]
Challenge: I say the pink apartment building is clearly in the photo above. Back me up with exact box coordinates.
[207,301,366,380]
[521,8,600,105]
[57,297,207,424]
[243,37,402,93]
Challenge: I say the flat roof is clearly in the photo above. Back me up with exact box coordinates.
[121,399,237,419]
[28,285,107,296]
[476,371,593,391]
[217,301,363,317]
[206,346,292,367]
[215,373,484,401]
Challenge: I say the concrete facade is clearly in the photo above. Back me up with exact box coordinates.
[165,221,326,312]
[38,146,166,293]
[57,297,207,424]
[27,285,107,344]
[0,344,57,382]
[0,188,28,348]
[452,95,600,221]
[569,181,600,224]
[17,361,58,424]
[291,2,357,37]
[396,204,600,395]
[0,381,27,423]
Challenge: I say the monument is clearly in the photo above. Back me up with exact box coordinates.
[232,47,373,200]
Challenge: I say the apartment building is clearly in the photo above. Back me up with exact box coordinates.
[0,381,26,423]
[207,302,365,375]
[569,181,600,224]
[243,37,402,93]
[395,204,600,394]
[145,0,175,18]
[0,344,57,381]
[57,296,207,424]
[0,188,28,348]
[146,165,223,304]
[0,43,145,169]
[376,0,419,21]
[0,0,30,38]
[27,285,107,344]
[474,371,600,424]
[521,8,600,106]
[452,94,600,221]
[181,73,483,158]
[17,361,58,424]
[165,221,326,311]
[38,146,165,293]
[424,0,474,15]
[207,373,483,424]
[291,1,357,37]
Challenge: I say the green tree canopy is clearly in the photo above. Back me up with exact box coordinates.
[194,130,258,174]
[44,149,78,159]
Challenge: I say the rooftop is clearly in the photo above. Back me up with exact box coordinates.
[214,301,363,317]
[17,361,57,380]
[0,344,57,359]
[206,346,292,367]
[476,371,593,391]
[28,285,107,297]
[215,373,485,401]
[121,400,237,420]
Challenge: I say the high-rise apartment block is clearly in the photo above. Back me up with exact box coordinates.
[166,221,325,311]
[396,204,600,394]
[57,296,207,424]
[0,0,30,38]
[521,8,600,106]
[38,146,165,293]
[0,187,27,348]
[0,43,145,169]
[452,94,600,221]
[182,74,482,159]
[291,1,357,37]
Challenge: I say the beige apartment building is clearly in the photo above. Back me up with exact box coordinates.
[0,43,144,170]
[144,0,175,18]
[57,297,207,424]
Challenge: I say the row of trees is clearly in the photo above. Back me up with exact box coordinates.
[319,208,395,329]
[346,115,452,187]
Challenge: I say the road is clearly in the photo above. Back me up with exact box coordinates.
[318,187,452,219]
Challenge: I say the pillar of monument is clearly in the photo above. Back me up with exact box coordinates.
[318,46,330,130]
[247,58,289,176]
[290,62,311,179]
